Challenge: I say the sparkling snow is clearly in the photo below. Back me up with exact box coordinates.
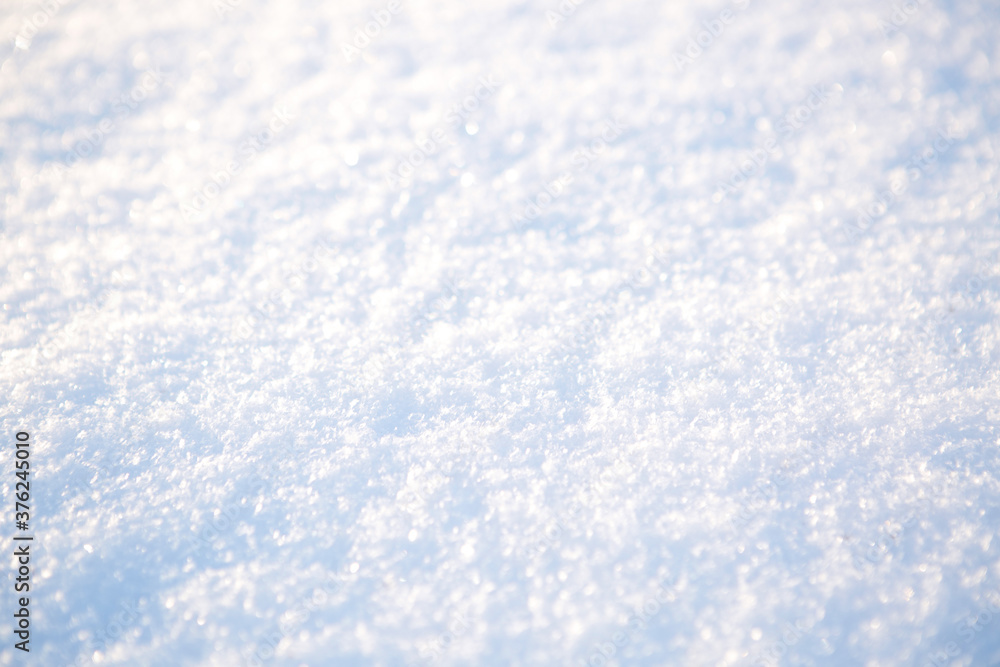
[1,0,999,665]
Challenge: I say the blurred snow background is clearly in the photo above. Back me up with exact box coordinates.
[1,0,999,665]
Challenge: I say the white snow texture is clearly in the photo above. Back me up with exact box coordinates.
[1,0,999,665]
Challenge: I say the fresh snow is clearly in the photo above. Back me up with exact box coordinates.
[1,0,999,665]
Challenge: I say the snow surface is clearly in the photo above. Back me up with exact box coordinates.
[1,0,999,665]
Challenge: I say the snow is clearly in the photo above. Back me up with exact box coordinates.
[1,0,999,665]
